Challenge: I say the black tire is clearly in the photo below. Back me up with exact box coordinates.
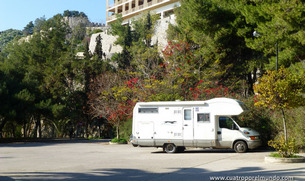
[234,141,248,153]
[132,144,138,147]
[163,143,177,153]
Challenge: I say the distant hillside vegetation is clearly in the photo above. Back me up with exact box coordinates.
[63,10,88,18]
[0,29,23,51]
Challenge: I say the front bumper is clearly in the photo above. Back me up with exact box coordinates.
[247,140,262,149]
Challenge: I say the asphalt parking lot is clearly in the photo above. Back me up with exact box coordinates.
[1,140,304,181]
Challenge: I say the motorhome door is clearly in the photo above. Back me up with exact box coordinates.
[217,116,239,148]
[183,108,194,146]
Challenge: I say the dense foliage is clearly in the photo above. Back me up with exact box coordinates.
[254,66,305,150]
[0,29,23,51]
[63,10,88,18]
[1,1,305,149]
[0,13,107,138]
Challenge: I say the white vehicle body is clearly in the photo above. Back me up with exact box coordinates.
[130,98,261,153]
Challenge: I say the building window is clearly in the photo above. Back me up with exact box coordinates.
[139,0,144,6]
[138,108,158,113]
[197,113,210,123]
[118,6,123,13]
[132,0,136,8]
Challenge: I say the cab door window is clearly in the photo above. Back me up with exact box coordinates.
[219,117,238,130]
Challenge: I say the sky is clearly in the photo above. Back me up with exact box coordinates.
[0,0,109,32]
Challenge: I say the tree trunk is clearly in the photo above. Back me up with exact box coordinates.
[116,123,120,140]
[0,119,7,138]
[281,108,288,143]
[23,120,27,138]
[33,122,37,138]
[37,115,41,139]
[12,123,16,138]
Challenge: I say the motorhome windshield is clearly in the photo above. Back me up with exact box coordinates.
[231,116,247,127]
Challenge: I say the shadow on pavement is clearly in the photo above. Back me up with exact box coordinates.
[151,147,272,154]
[1,166,304,181]
[0,139,111,147]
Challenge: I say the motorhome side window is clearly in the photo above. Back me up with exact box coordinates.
[184,109,192,120]
[219,117,237,130]
[138,108,158,113]
[197,113,210,123]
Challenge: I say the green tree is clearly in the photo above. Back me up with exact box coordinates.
[130,12,161,78]
[0,29,23,51]
[241,0,305,70]
[94,34,105,60]
[23,21,34,35]
[254,67,305,142]
[33,16,47,33]
[109,14,133,69]
[169,0,265,95]
[0,13,104,138]
[63,10,88,18]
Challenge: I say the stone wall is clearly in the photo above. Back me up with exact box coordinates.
[64,17,91,29]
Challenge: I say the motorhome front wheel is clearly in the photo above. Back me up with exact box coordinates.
[234,141,248,153]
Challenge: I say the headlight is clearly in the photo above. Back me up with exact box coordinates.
[243,131,250,135]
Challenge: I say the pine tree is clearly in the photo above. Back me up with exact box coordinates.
[94,34,105,60]
[23,21,34,35]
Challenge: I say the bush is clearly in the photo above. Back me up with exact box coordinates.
[268,136,301,158]
[87,137,104,140]
[110,138,127,144]
[269,152,302,158]
[119,118,132,140]
[88,29,103,37]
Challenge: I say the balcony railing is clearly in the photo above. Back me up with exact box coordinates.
[107,15,116,21]
[108,0,167,9]
[107,0,170,21]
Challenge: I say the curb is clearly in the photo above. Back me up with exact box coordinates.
[265,156,305,163]
[109,142,128,145]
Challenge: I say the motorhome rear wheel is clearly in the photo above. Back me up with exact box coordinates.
[163,144,177,153]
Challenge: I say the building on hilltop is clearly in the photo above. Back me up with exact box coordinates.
[88,0,180,59]
[106,0,180,25]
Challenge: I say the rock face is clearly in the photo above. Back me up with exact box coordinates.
[89,27,123,59]
[64,17,91,29]
[152,15,177,52]
[89,15,177,58]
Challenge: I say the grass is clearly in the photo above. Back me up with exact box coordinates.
[110,138,128,144]
[269,152,303,158]
[87,137,104,140]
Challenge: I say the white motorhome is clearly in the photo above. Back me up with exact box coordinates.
[130,98,261,153]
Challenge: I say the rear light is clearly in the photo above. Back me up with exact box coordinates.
[250,136,259,140]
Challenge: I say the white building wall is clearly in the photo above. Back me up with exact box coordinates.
[119,2,180,25]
